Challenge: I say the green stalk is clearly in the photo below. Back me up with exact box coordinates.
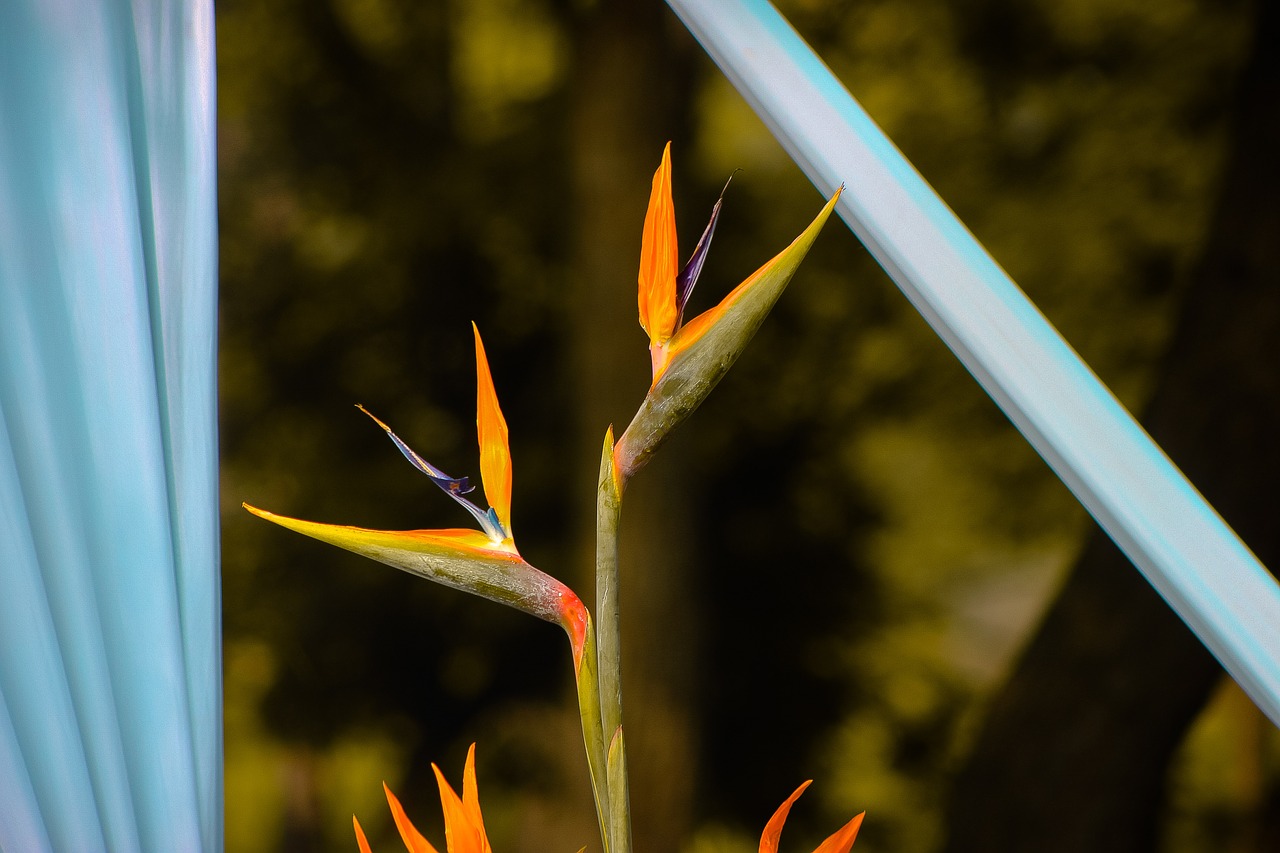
[607,727,632,853]
[596,428,624,739]
[594,428,631,849]
[573,618,612,853]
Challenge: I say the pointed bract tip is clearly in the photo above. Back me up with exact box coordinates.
[602,425,624,495]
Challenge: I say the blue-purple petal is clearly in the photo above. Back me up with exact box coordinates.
[675,178,731,325]
[358,405,509,542]
[448,492,506,541]
[358,406,474,494]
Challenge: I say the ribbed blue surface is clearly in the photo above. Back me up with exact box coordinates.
[667,0,1280,724]
[0,1,221,850]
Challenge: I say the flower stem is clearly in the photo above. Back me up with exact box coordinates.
[595,427,631,851]
[607,726,632,853]
[596,428,624,738]
[572,619,612,853]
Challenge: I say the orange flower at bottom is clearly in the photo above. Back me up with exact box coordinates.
[760,781,864,853]
[354,744,492,853]
[354,748,859,853]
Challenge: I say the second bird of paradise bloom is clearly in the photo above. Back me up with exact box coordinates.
[356,748,862,853]
[637,141,730,384]
[617,142,842,478]
[243,323,588,666]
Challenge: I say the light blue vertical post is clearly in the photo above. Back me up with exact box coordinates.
[0,1,221,850]
[667,0,1280,725]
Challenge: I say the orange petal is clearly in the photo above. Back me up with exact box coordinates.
[759,780,812,853]
[812,813,865,853]
[461,745,492,853]
[433,762,489,853]
[384,782,442,853]
[638,142,679,345]
[472,324,513,538]
[353,815,374,853]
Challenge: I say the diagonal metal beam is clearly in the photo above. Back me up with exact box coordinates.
[667,0,1280,726]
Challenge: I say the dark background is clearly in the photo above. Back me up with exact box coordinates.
[216,1,1278,850]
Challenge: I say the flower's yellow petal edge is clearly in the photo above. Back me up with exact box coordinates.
[472,323,513,536]
[638,141,678,345]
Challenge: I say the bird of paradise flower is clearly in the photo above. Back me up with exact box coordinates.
[247,143,849,853]
[243,324,590,667]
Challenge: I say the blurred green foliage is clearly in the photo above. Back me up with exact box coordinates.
[217,0,1275,851]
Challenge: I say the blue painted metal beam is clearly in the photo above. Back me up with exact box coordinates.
[666,0,1280,725]
[0,1,221,849]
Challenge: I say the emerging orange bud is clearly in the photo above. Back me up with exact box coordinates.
[638,141,679,347]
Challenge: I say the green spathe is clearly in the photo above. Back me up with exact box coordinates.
[242,504,575,627]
